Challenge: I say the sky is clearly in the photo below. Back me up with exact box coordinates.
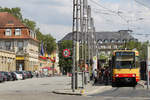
[0,0,150,42]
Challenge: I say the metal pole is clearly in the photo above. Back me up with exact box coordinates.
[72,0,76,92]
[87,5,91,71]
[80,0,84,61]
[147,45,149,90]
[83,0,87,66]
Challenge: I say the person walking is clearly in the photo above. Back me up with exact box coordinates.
[93,69,97,85]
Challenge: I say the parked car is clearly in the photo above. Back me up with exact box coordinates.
[28,71,33,78]
[0,72,4,82]
[16,71,27,80]
[14,72,23,80]
[7,72,13,81]
[1,71,9,81]
[23,71,29,78]
[0,72,7,81]
[10,72,17,81]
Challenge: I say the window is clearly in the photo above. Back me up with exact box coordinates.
[2,56,3,63]
[30,30,35,38]
[107,45,111,49]
[5,29,12,36]
[122,39,127,43]
[5,41,11,50]
[110,39,115,43]
[113,45,117,49]
[104,39,108,43]
[117,40,121,43]
[98,40,103,44]
[15,29,21,36]
[18,41,23,51]
[0,42,2,49]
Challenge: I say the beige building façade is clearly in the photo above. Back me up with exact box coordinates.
[0,49,16,71]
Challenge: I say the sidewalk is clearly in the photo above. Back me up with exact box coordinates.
[138,80,146,88]
[52,83,112,96]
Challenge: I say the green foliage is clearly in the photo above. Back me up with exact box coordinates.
[43,34,57,54]
[22,19,36,30]
[0,7,57,54]
[121,41,148,60]
[0,7,23,20]
[99,53,108,59]
[58,40,73,72]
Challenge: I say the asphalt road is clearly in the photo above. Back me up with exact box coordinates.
[0,77,149,100]
[89,84,150,100]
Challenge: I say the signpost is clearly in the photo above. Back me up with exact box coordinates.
[63,49,71,58]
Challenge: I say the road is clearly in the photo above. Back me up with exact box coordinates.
[89,84,150,100]
[0,77,149,100]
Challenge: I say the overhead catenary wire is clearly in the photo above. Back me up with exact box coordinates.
[89,0,130,24]
[134,0,150,9]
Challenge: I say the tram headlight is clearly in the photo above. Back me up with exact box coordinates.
[115,74,119,77]
[132,74,136,77]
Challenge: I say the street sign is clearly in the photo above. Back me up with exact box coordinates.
[63,49,71,57]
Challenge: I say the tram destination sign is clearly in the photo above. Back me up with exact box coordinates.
[116,52,134,56]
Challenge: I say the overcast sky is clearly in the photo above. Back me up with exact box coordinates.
[0,0,150,42]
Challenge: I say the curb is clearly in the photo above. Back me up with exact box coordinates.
[52,91,82,96]
[52,86,112,96]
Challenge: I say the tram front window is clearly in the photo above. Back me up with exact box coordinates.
[115,61,134,68]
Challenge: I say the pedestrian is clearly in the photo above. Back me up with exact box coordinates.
[101,67,105,83]
[93,69,97,85]
[104,67,110,85]
[35,70,39,78]
[98,68,102,84]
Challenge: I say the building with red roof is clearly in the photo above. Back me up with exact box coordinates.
[0,12,39,71]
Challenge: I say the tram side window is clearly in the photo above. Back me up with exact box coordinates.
[135,56,140,68]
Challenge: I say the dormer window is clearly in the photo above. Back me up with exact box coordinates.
[15,29,21,36]
[5,29,12,36]
[110,39,115,43]
[104,39,108,43]
[98,40,103,44]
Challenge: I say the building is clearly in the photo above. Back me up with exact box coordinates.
[96,30,138,57]
[60,30,138,57]
[0,49,16,71]
[0,12,39,71]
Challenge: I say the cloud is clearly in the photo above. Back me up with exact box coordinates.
[38,23,72,42]
[89,0,150,41]
[1,0,150,41]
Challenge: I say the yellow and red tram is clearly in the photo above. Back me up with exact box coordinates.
[111,50,140,86]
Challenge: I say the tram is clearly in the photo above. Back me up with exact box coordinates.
[111,50,140,86]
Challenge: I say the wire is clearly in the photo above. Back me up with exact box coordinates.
[89,0,117,14]
[134,0,150,9]
[89,0,129,23]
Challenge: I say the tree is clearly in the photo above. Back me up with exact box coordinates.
[43,34,57,54]
[0,7,23,20]
[58,40,73,74]
[22,18,36,30]
[121,41,148,60]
